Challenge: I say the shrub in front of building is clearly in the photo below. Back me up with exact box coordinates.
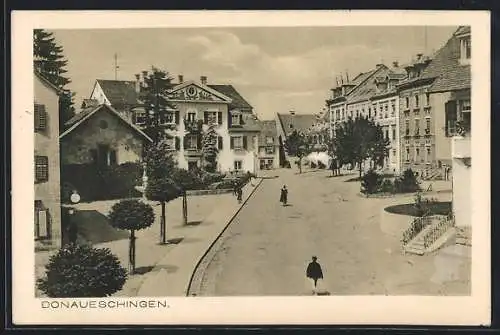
[37,244,127,297]
[394,168,421,193]
[361,169,384,194]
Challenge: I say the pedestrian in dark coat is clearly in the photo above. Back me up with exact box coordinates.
[279,185,288,206]
[237,187,243,203]
[306,256,324,294]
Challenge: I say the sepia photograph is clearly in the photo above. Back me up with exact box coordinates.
[12,10,490,325]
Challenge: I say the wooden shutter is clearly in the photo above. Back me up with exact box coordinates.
[175,136,180,150]
[35,156,49,182]
[445,101,457,137]
[239,114,243,125]
[243,136,248,150]
[34,104,47,131]
[228,112,232,128]
[196,134,202,149]
[218,136,223,150]
[110,150,117,166]
[230,137,235,149]
[217,112,223,125]
[183,136,188,150]
[175,110,180,125]
[38,209,49,238]
[204,111,209,124]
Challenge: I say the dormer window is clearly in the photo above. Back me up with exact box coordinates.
[460,37,471,65]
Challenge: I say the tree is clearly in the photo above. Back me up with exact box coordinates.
[144,139,176,180]
[145,177,181,244]
[335,116,390,178]
[170,168,198,225]
[33,29,75,131]
[37,244,127,297]
[138,67,175,143]
[108,199,155,274]
[284,130,310,174]
[201,123,219,172]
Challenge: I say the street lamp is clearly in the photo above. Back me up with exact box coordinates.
[68,190,80,244]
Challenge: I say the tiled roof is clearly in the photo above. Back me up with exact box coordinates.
[420,32,471,92]
[346,66,391,104]
[208,84,253,110]
[96,79,139,106]
[61,104,152,142]
[454,26,471,37]
[34,69,63,94]
[276,113,319,137]
[229,113,261,132]
[257,120,278,145]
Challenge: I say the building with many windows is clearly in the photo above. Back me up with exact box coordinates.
[34,70,62,251]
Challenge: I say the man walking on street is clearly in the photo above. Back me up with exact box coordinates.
[306,256,324,295]
[280,185,288,206]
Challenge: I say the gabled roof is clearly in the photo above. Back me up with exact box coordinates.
[229,112,262,132]
[95,79,139,106]
[454,26,471,38]
[420,31,471,93]
[34,69,64,94]
[60,104,153,143]
[346,65,391,104]
[208,84,253,110]
[257,120,278,145]
[276,113,318,137]
[168,81,233,103]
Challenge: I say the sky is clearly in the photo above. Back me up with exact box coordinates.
[52,26,457,120]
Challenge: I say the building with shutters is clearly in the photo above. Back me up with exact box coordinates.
[34,70,62,251]
[256,120,280,170]
[86,74,259,173]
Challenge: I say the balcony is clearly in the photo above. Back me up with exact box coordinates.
[184,147,202,157]
[452,134,471,159]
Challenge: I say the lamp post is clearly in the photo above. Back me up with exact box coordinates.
[68,190,81,245]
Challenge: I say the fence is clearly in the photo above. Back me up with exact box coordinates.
[423,215,455,248]
[401,216,432,245]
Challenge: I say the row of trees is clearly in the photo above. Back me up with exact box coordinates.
[284,115,390,177]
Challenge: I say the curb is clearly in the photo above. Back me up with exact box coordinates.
[185,178,264,296]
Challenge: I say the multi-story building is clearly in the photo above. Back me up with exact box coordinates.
[34,70,62,251]
[256,120,280,170]
[88,75,259,173]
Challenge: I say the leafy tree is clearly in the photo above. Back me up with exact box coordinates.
[144,139,176,180]
[33,29,75,131]
[284,130,310,174]
[202,123,219,172]
[138,67,175,143]
[37,244,127,297]
[108,199,155,274]
[335,116,390,178]
[145,177,181,244]
[170,168,198,225]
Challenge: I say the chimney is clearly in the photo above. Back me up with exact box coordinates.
[134,74,141,93]
[416,53,423,61]
[376,63,384,68]
[200,76,207,85]
[290,110,296,116]
[392,61,399,68]
[178,74,184,84]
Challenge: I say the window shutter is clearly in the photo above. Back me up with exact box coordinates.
[34,104,47,131]
[445,101,457,137]
[183,136,188,149]
[218,112,223,125]
[228,112,232,128]
[110,150,117,166]
[243,136,248,150]
[196,134,202,149]
[175,136,180,150]
[204,112,209,124]
[230,137,235,149]
[239,114,243,125]
[37,209,49,238]
[175,110,180,125]
[218,136,223,150]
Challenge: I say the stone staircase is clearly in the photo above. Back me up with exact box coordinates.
[403,215,455,255]
[422,166,443,181]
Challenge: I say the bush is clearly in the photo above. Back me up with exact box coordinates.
[199,171,225,186]
[37,244,127,297]
[361,169,384,194]
[310,162,317,169]
[381,179,395,193]
[318,161,326,169]
[101,162,143,199]
[394,168,421,193]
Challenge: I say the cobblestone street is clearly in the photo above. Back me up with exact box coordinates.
[199,168,471,296]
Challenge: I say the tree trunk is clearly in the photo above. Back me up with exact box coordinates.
[129,229,136,274]
[359,160,363,178]
[182,191,188,225]
[160,201,166,244]
[298,156,302,174]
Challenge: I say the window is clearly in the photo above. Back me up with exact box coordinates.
[204,111,217,124]
[415,148,420,160]
[392,128,396,140]
[134,110,146,125]
[186,135,198,150]
[34,104,47,131]
[265,146,274,154]
[231,136,245,150]
[406,148,410,161]
[425,93,430,106]
[426,119,431,133]
[289,124,294,129]
[186,111,197,121]
[426,147,431,162]
[405,120,410,135]
[159,112,174,125]
[266,136,274,145]
[35,155,49,182]
[99,120,108,129]
[34,200,49,239]
[405,97,410,109]
[385,130,389,140]
[460,100,471,113]
[415,94,420,108]
[415,119,420,135]
[460,37,471,63]
[234,160,243,171]
[392,149,397,163]
[368,108,371,118]
[391,102,396,117]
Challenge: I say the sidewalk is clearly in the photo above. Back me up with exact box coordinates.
[135,178,263,297]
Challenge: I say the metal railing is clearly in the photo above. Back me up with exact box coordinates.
[401,216,431,246]
[423,215,454,248]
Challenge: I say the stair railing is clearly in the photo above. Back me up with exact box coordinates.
[423,215,455,248]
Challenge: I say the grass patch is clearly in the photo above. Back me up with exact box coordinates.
[385,201,452,217]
